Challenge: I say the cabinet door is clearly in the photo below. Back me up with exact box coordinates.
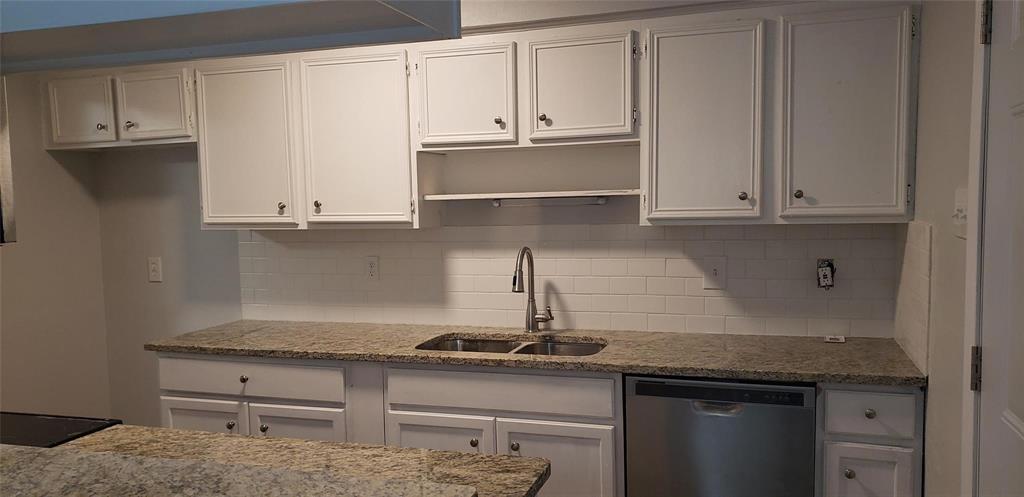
[645,21,763,220]
[248,403,346,442]
[386,410,495,454]
[497,418,615,497]
[115,68,192,140]
[160,396,248,435]
[419,42,516,145]
[196,62,299,225]
[824,442,914,497]
[529,32,634,140]
[779,6,913,217]
[300,51,413,224]
[47,76,117,144]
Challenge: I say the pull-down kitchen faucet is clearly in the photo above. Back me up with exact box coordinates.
[513,246,554,332]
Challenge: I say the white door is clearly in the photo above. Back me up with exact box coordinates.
[47,76,117,144]
[529,32,634,140]
[115,68,192,140]
[196,62,299,225]
[386,410,495,454]
[418,42,517,145]
[497,418,615,497]
[300,51,413,224]
[824,442,914,497]
[779,6,913,218]
[160,396,248,435]
[248,403,346,442]
[644,20,763,220]
[977,1,1024,494]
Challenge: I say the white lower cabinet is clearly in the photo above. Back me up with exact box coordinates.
[824,442,914,497]
[160,396,249,435]
[497,418,616,497]
[386,410,495,454]
[249,403,346,442]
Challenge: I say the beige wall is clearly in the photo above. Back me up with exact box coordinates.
[914,2,975,495]
[96,147,240,426]
[0,73,112,417]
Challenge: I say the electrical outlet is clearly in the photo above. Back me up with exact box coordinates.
[703,257,727,290]
[366,256,379,280]
[147,256,163,283]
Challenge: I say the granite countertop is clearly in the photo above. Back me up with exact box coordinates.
[146,320,926,386]
[51,425,550,497]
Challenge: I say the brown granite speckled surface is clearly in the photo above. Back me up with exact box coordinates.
[65,425,549,497]
[145,320,926,386]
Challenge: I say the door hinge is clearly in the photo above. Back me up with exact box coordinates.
[970,345,982,391]
[911,14,919,39]
[405,62,411,77]
[980,0,993,45]
[632,105,639,123]
[410,199,416,214]
[641,193,647,209]
[632,43,639,60]
[906,184,913,206]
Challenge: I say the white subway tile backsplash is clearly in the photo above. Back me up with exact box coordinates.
[239,224,899,338]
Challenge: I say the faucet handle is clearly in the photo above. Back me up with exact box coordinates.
[535,306,554,323]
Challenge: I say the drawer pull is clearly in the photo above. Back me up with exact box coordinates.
[239,375,249,384]
[259,424,269,433]
[510,441,520,451]
[225,420,236,430]
[844,468,856,480]
[469,438,479,448]
[864,408,877,419]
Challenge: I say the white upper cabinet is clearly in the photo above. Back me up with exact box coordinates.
[115,68,193,140]
[529,31,635,140]
[196,61,299,225]
[644,20,764,220]
[300,50,413,224]
[47,75,117,144]
[779,6,914,218]
[418,42,517,145]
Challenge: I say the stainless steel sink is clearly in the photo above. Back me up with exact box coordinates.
[513,341,605,356]
[416,338,523,353]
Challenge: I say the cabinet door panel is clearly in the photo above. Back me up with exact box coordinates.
[116,68,192,140]
[497,418,615,497]
[420,42,516,145]
[780,6,913,217]
[529,32,634,140]
[48,76,117,144]
[249,403,346,442]
[824,442,914,497]
[647,21,763,220]
[386,410,495,454]
[160,396,248,435]
[196,63,298,225]
[301,51,413,223]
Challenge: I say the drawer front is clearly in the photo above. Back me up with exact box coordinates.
[387,368,615,419]
[824,442,914,497]
[159,357,345,403]
[825,390,916,440]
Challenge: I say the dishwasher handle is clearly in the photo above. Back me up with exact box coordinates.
[692,400,745,417]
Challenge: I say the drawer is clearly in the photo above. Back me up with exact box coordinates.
[825,390,916,440]
[824,441,914,497]
[387,368,616,419]
[159,357,345,403]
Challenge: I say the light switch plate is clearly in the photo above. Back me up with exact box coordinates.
[703,257,727,290]
[147,256,163,283]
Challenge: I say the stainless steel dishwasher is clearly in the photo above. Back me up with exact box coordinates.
[625,377,816,497]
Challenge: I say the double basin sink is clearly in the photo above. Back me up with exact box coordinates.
[416,335,606,357]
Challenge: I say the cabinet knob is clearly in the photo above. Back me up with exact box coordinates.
[864,408,877,419]
[225,420,236,430]
[96,123,107,131]
[313,200,322,209]
[124,120,136,129]
[469,438,479,448]
[239,375,249,384]
[844,468,856,480]
[793,189,805,199]
[277,202,286,211]
[510,441,520,451]
[259,424,269,433]
[538,113,547,122]
[494,116,503,125]
[738,191,749,201]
